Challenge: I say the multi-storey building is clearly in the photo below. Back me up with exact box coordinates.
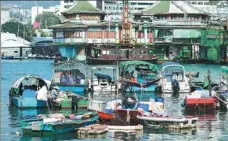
[50,0,157,63]
[102,0,156,21]
[1,7,10,24]
[134,1,210,62]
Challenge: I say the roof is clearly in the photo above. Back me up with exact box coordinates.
[1,32,31,48]
[1,7,10,11]
[10,75,49,89]
[119,61,158,72]
[49,21,120,29]
[62,1,105,15]
[142,1,209,15]
[49,22,87,29]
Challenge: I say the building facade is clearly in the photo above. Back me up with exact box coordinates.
[1,7,10,24]
[51,0,228,63]
[134,1,210,62]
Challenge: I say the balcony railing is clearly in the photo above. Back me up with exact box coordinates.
[154,37,173,43]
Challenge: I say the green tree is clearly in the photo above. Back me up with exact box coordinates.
[2,21,35,41]
[35,12,61,29]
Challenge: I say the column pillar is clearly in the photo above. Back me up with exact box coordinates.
[144,24,148,44]
[115,24,119,43]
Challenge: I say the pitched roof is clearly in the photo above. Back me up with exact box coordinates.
[142,1,209,15]
[49,22,87,29]
[62,1,105,15]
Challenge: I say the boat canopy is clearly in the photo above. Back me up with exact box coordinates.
[91,66,116,81]
[54,61,87,74]
[161,62,180,67]
[94,73,112,81]
[119,61,158,73]
[52,61,87,85]
[10,75,50,96]
[221,66,228,73]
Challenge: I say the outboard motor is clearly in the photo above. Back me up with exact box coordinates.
[172,79,180,95]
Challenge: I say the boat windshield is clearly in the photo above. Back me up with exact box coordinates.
[162,66,185,82]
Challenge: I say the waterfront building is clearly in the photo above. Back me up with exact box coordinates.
[1,32,31,57]
[50,1,106,61]
[50,0,157,63]
[134,1,211,62]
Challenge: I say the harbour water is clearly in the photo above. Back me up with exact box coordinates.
[1,60,228,141]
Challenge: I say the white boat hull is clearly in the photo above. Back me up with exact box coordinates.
[161,82,190,93]
[92,85,116,92]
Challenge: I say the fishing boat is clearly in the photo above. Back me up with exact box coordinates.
[119,61,160,92]
[159,62,190,94]
[137,115,198,129]
[21,112,98,135]
[9,75,51,108]
[90,66,117,92]
[96,95,166,125]
[51,61,88,93]
[86,44,158,65]
[182,70,218,110]
[50,90,88,109]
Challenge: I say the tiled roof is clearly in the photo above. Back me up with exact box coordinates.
[49,22,87,29]
[62,1,105,15]
[142,1,209,15]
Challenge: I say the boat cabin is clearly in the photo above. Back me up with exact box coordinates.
[86,44,158,64]
[9,75,50,108]
[51,61,88,93]
[90,66,116,92]
[119,61,158,83]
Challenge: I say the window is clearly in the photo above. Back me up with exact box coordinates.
[14,51,18,53]
[198,2,203,5]
[191,2,196,5]
[64,31,82,38]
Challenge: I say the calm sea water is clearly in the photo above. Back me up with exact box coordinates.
[1,60,228,141]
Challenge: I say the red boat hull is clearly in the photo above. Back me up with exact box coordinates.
[185,98,217,109]
[115,109,143,124]
[97,111,115,120]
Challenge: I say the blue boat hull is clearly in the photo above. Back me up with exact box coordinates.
[22,116,99,135]
[58,85,86,93]
[11,97,47,108]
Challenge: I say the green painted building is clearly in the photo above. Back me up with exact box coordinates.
[135,1,210,63]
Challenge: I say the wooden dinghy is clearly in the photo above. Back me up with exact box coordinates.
[107,124,143,130]
[137,115,198,129]
[77,124,108,135]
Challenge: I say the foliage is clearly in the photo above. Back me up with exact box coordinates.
[1,21,35,41]
[35,12,61,29]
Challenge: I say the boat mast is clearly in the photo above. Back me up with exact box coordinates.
[208,69,212,96]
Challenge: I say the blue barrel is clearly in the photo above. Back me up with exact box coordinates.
[155,97,164,103]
